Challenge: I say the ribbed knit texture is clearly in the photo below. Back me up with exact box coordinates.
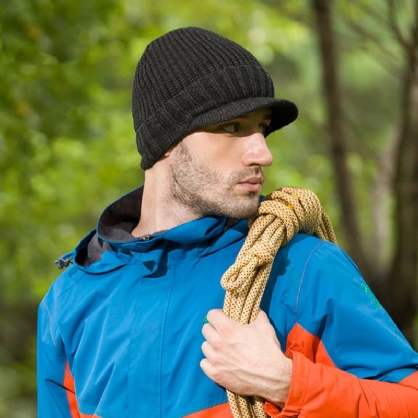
[132,27,298,169]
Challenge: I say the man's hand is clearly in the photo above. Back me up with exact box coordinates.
[200,309,292,407]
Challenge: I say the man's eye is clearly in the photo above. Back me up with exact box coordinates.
[222,123,239,133]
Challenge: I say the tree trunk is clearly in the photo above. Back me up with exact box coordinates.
[311,0,371,279]
[386,7,418,343]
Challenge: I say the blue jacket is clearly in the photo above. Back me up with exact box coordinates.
[37,187,418,418]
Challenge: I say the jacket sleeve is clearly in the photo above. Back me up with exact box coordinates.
[267,239,418,417]
[268,352,418,418]
[37,299,81,418]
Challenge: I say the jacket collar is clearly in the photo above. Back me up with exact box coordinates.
[70,186,247,271]
[97,187,144,243]
[96,186,239,246]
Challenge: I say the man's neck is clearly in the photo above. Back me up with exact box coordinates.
[131,169,200,238]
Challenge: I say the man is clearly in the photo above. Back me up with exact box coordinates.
[37,27,418,418]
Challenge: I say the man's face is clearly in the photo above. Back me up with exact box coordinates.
[168,107,274,219]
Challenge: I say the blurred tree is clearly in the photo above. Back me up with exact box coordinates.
[384,0,418,343]
[309,0,418,342]
[1,0,140,415]
[311,0,371,278]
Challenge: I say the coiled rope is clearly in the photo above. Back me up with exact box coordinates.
[221,187,337,418]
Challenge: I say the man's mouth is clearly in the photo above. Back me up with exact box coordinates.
[238,176,264,192]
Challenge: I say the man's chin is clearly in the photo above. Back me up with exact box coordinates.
[227,195,260,219]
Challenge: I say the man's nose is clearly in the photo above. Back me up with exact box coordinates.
[242,133,274,167]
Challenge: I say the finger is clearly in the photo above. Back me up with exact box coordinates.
[207,309,241,335]
[200,358,224,386]
[201,340,215,360]
[202,322,216,341]
[200,357,214,379]
[206,309,224,327]
[202,323,225,353]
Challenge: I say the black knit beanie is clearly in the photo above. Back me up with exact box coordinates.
[132,27,298,170]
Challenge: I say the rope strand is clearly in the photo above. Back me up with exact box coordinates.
[221,187,337,417]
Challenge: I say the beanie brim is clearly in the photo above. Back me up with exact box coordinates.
[137,96,298,170]
[190,96,298,136]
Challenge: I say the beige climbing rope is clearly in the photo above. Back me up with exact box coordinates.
[221,187,337,418]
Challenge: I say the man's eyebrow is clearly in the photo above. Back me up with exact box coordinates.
[261,112,272,121]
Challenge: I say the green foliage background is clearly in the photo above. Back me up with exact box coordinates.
[1,0,416,416]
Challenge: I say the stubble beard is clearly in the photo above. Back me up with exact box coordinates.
[169,142,262,220]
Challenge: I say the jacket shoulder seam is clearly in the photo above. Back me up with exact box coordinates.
[294,240,329,322]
